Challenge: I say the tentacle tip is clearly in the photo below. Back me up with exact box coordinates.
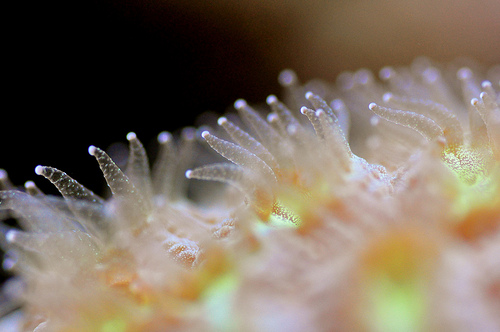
[422,67,440,83]
[368,102,378,111]
[305,91,314,100]
[24,181,36,189]
[266,94,278,105]
[315,109,326,117]
[331,99,344,111]
[157,131,172,144]
[457,67,472,80]
[88,145,97,156]
[185,170,193,179]
[34,165,44,176]
[278,69,297,87]
[382,92,393,103]
[5,230,17,243]
[181,127,196,141]
[126,132,137,141]
[217,117,228,126]
[0,169,7,180]
[300,106,309,115]
[471,98,479,106]
[267,113,279,123]
[201,131,210,139]
[379,66,394,80]
[481,80,492,89]
[234,99,247,110]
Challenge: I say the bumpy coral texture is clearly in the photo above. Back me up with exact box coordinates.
[1,58,500,331]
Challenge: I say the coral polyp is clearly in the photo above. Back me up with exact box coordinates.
[1,58,500,331]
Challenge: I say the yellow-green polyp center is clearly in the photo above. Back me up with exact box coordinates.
[441,146,492,185]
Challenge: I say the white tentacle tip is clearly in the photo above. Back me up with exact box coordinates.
[34,165,44,175]
[0,169,7,180]
[157,131,172,144]
[300,106,309,115]
[315,109,326,117]
[457,67,472,80]
[234,99,247,110]
[185,170,193,178]
[266,94,278,105]
[5,230,17,243]
[88,145,97,156]
[382,92,393,103]
[24,181,36,189]
[267,113,279,123]
[126,132,137,141]
[278,69,297,86]
[379,66,395,80]
[331,99,344,111]
[217,117,228,126]
[201,131,210,139]
[481,80,492,89]
[305,91,314,100]
[368,102,378,111]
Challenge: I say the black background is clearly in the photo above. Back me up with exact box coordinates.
[3,0,284,196]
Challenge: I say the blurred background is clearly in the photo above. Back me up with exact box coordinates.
[2,0,500,193]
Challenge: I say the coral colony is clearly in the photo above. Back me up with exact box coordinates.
[1,57,500,331]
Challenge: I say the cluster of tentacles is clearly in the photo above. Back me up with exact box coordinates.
[1,58,499,331]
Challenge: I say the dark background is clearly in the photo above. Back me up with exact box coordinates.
[3,0,283,195]
[2,0,500,285]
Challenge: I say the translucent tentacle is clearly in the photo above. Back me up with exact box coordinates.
[34,166,103,204]
[126,132,153,208]
[186,163,252,194]
[88,146,138,198]
[24,181,43,197]
[173,127,197,199]
[88,145,149,225]
[300,106,324,139]
[217,116,279,171]
[472,90,500,158]
[152,131,177,198]
[0,170,13,191]
[306,93,351,151]
[369,103,444,141]
[316,109,353,171]
[305,91,335,119]
[0,191,77,233]
[201,131,277,185]
[266,95,305,138]
[419,66,462,112]
[383,92,464,147]
[6,229,99,267]
[457,67,489,146]
[234,99,292,166]
[331,99,351,138]
[186,163,274,220]
[34,166,106,235]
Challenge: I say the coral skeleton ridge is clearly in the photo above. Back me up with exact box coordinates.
[1,58,500,331]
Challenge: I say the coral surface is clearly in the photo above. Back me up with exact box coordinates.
[1,58,500,331]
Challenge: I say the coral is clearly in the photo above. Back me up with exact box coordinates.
[1,57,500,331]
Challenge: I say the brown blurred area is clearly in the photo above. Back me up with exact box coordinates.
[163,0,500,80]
